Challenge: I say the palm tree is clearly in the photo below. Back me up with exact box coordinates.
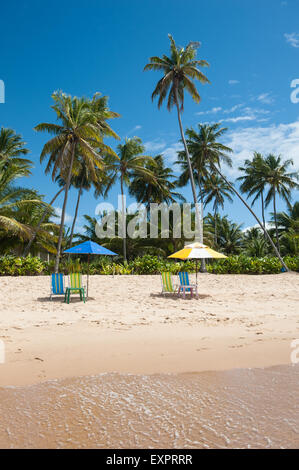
[104,137,155,261]
[129,154,184,209]
[263,154,299,254]
[23,182,65,256]
[274,202,299,255]
[187,125,291,270]
[144,34,210,242]
[216,216,243,255]
[0,127,31,167]
[35,91,118,272]
[200,173,234,244]
[0,160,48,242]
[243,227,269,257]
[176,123,232,270]
[238,152,267,233]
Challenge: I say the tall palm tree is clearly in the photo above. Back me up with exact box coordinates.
[238,152,267,233]
[200,173,234,244]
[263,154,299,254]
[35,91,118,272]
[104,137,155,261]
[144,34,210,242]
[129,154,184,209]
[187,125,290,270]
[176,123,232,270]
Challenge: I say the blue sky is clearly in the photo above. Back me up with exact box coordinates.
[1,0,299,233]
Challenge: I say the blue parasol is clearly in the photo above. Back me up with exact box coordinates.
[64,241,118,297]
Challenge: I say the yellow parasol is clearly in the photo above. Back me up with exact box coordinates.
[168,242,227,284]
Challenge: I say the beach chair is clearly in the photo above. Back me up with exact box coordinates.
[178,271,198,299]
[160,271,177,295]
[69,272,86,293]
[65,272,86,303]
[50,273,65,300]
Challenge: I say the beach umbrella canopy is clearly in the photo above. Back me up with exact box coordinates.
[168,242,227,260]
[168,242,226,284]
[64,241,118,297]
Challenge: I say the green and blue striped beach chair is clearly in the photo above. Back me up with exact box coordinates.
[50,273,65,300]
[178,271,198,299]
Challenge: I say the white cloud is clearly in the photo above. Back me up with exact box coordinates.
[52,207,73,224]
[242,223,272,233]
[284,32,299,48]
[257,93,274,104]
[196,107,222,116]
[162,142,184,164]
[144,139,166,153]
[222,116,256,123]
[223,104,243,114]
[224,121,299,177]
[221,105,271,123]
[228,80,240,85]
[127,125,142,135]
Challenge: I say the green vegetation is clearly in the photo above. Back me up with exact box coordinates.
[0,254,298,276]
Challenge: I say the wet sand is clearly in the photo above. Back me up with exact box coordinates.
[0,365,298,449]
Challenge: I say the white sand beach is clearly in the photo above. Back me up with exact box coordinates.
[0,272,298,387]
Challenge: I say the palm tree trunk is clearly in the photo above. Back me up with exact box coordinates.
[214,206,218,246]
[23,186,65,257]
[54,142,76,273]
[273,189,281,254]
[174,88,202,243]
[120,175,127,262]
[68,179,83,249]
[197,175,206,272]
[210,163,289,271]
[261,192,266,240]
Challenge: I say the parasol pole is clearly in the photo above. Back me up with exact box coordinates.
[196,259,198,287]
[87,253,90,299]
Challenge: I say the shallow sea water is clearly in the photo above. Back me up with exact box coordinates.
[0,365,298,449]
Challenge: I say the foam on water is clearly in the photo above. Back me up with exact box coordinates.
[0,365,298,448]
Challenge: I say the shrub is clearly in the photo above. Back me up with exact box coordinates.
[0,254,297,276]
[0,255,45,276]
[207,255,298,274]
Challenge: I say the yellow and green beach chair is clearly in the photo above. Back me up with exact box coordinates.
[160,271,177,295]
[50,273,65,300]
[64,272,86,303]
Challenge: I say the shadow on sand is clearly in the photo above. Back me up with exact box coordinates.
[36,296,96,303]
[150,293,210,300]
